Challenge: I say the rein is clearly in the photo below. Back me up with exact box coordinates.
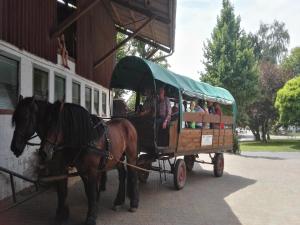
[15,129,40,146]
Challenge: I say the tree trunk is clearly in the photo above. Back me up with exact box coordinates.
[261,120,268,143]
[250,126,261,141]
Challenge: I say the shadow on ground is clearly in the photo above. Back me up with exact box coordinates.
[239,154,285,160]
[0,165,256,225]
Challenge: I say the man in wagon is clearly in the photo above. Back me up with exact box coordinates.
[156,86,172,146]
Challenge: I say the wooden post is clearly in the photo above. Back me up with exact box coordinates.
[93,16,155,69]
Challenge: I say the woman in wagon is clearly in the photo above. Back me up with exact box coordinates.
[213,102,224,129]
[195,99,206,128]
[188,101,196,129]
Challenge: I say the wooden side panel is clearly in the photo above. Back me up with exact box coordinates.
[0,0,57,62]
[177,128,233,154]
[77,0,116,87]
[169,120,178,149]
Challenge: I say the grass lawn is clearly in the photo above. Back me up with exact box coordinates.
[240,139,300,152]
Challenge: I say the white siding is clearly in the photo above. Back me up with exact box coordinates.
[0,40,111,200]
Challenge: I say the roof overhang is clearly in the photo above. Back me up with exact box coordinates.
[106,0,176,53]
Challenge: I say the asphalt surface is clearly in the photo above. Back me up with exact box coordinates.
[0,152,300,225]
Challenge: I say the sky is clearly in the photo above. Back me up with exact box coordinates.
[168,0,300,81]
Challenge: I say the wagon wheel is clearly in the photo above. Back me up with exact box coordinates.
[213,153,224,177]
[137,155,151,183]
[173,159,187,190]
[184,155,195,172]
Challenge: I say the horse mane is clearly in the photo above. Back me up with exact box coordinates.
[12,97,51,126]
[51,101,99,148]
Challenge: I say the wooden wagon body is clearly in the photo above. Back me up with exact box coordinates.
[110,56,236,189]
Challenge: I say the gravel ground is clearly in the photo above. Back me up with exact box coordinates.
[0,152,300,225]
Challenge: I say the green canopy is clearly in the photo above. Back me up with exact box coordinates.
[111,56,236,106]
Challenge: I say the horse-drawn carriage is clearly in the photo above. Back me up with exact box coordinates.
[111,56,237,190]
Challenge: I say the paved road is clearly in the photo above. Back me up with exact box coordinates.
[1,152,300,225]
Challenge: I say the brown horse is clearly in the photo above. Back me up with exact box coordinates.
[40,101,139,225]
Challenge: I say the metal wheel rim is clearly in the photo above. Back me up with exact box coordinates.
[178,163,186,185]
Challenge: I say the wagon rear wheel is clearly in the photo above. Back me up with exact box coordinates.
[184,155,195,172]
[213,153,224,177]
[173,159,186,190]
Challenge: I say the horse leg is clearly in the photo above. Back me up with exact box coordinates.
[55,177,69,221]
[84,173,99,225]
[112,162,126,211]
[126,156,139,212]
[100,171,107,191]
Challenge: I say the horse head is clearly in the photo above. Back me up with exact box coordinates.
[11,96,40,157]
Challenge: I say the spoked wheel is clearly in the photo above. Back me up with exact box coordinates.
[184,155,195,172]
[137,155,151,183]
[213,153,224,177]
[173,159,187,190]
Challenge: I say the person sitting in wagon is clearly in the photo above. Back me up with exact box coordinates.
[213,102,225,129]
[195,99,206,128]
[188,101,196,129]
[139,88,155,117]
[156,86,171,146]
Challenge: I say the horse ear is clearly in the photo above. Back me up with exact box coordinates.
[18,95,23,102]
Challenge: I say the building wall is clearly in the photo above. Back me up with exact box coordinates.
[0,40,111,200]
[0,0,57,63]
[0,0,117,88]
[76,0,116,88]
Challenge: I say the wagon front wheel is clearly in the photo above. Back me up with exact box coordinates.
[213,153,224,177]
[173,159,186,190]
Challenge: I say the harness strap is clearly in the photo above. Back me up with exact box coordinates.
[91,119,111,170]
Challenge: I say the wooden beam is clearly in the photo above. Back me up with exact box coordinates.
[146,48,158,60]
[111,0,170,24]
[94,16,155,69]
[50,0,101,39]
[116,26,171,53]
[111,2,122,25]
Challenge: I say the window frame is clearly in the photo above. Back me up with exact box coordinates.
[32,66,49,101]
[54,74,66,102]
[102,91,107,116]
[93,89,99,115]
[72,80,81,105]
[85,85,92,113]
[0,54,19,114]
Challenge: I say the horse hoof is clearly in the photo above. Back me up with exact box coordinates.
[85,217,96,225]
[55,206,70,222]
[112,205,122,211]
[128,207,137,213]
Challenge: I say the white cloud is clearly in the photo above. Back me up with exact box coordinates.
[168,0,300,81]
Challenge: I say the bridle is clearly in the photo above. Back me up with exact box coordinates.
[14,127,40,147]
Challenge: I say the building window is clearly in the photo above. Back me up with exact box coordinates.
[54,75,65,101]
[33,68,48,100]
[94,89,99,115]
[0,55,18,110]
[102,92,107,116]
[85,86,92,113]
[72,81,81,105]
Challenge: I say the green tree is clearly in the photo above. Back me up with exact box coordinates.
[202,0,258,124]
[247,62,292,141]
[247,21,290,141]
[275,76,300,126]
[249,21,290,64]
[282,47,300,76]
